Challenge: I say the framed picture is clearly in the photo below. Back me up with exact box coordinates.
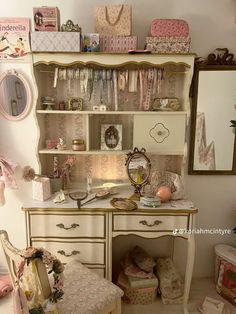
[101,124,122,150]
[68,98,83,111]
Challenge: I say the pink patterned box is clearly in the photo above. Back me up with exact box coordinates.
[149,19,189,37]
[30,32,81,52]
[146,36,190,53]
[100,35,137,52]
[33,7,60,31]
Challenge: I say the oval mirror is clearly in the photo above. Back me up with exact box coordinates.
[0,69,32,120]
[125,147,151,200]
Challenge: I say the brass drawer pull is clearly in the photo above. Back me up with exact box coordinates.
[57,250,80,257]
[139,220,162,227]
[56,223,80,230]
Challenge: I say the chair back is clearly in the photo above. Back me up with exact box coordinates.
[0,230,51,299]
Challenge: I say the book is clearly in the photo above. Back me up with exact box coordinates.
[0,17,30,59]
[128,273,159,288]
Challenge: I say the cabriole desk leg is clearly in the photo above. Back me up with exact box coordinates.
[183,233,195,314]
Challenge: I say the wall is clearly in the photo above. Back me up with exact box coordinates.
[0,0,236,277]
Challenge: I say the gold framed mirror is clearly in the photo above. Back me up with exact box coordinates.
[189,49,236,174]
[125,147,151,200]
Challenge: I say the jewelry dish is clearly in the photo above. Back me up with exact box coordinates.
[110,197,137,211]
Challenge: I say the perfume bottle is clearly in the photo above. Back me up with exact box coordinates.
[87,175,92,194]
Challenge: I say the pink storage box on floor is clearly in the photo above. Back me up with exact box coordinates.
[100,35,137,52]
[215,244,236,305]
[146,36,190,53]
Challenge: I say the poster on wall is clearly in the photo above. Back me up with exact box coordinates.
[0,17,30,59]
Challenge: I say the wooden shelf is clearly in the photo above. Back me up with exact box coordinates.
[36,110,188,115]
[38,149,184,155]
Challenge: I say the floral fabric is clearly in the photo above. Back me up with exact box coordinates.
[146,36,190,53]
[149,19,189,37]
[57,260,123,314]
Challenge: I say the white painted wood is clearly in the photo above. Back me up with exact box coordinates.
[31,239,105,264]
[133,114,186,154]
[30,213,105,237]
[113,214,188,232]
[32,52,195,67]
[37,110,188,115]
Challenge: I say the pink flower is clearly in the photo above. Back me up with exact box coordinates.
[22,247,38,258]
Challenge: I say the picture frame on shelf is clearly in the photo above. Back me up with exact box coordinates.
[101,124,122,150]
[68,97,83,111]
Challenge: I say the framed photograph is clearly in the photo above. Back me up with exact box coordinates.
[68,98,83,111]
[101,124,122,150]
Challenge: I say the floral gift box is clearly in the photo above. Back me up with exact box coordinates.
[145,36,190,53]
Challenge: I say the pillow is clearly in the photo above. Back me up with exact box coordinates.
[121,253,153,279]
[150,171,185,200]
[130,246,155,273]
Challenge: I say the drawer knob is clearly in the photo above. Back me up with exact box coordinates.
[139,219,162,227]
[57,250,80,257]
[56,223,80,230]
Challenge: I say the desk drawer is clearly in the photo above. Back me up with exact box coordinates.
[113,214,188,232]
[30,213,105,238]
[31,240,105,265]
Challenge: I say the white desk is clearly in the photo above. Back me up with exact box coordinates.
[23,188,197,313]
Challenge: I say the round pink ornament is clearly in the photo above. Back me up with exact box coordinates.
[156,186,171,202]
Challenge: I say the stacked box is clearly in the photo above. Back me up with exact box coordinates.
[117,272,157,305]
[33,7,60,31]
[146,36,190,53]
[30,32,81,52]
[155,257,183,304]
[100,35,137,52]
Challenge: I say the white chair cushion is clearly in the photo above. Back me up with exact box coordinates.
[57,260,123,314]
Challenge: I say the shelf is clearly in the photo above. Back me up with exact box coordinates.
[37,110,188,115]
[38,149,130,155]
[38,149,184,155]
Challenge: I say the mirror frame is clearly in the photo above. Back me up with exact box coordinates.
[125,147,151,199]
[189,49,236,175]
[0,69,32,121]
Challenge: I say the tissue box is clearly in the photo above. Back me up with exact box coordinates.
[30,32,81,52]
[146,36,190,53]
[33,6,60,31]
[32,177,51,201]
[100,35,137,52]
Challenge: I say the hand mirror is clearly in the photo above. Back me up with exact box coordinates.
[69,191,88,209]
[125,147,151,200]
[81,190,110,207]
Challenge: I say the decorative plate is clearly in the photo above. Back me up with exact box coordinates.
[110,198,137,211]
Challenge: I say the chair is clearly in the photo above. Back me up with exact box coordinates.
[0,230,123,314]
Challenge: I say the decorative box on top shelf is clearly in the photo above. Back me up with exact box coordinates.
[145,36,190,53]
[33,6,60,31]
[30,31,81,52]
[100,35,137,52]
